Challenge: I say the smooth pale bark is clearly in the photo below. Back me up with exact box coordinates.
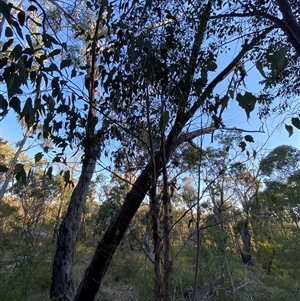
[0,127,33,202]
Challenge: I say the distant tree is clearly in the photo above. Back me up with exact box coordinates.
[1,0,300,300]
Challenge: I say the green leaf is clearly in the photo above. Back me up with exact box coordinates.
[285,124,293,137]
[56,104,69,113]
[236,92,257,119]
[3,66,23,98]
[12,21,23,39]
[0,1,13,25]
[63,170,70,183]
[9,97,21,113]
[34,152,43,163]
[5,26,13,37]
[255,61,267,78]
[0,94,8,112]
[85,77,91,90]
[11,44,23,60]
[17,11,25,26]
[238,141,246,152]
[207,61,217,71]
[0,57,8,68]
[14,164,26,184]
[47,166,53,179]
[14,163,23,174]
[274,46,288,70]
[25,34,33,49]
[2,38,14,52]
[244,135,254,143]
[194,78,203,96]
[0,165,9,172]
[49,48,61,58]
[27,5,37,11]
[71,68,77,78]
[159,111,169,131]
[291,117,300,130]
[20,97,32,120]
[165,9,177,21]
[253,150,257,159]
[45,34,60,45]
[60,59,72,70]
[48,63,60,72]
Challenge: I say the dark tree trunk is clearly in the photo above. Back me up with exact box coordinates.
[50,9,101,299]
[266,249,275,274]
[275,0,300,45]
[50,158,97,301]
[162,182,172,301]
[74,162,152,301]
[240,217,254,265]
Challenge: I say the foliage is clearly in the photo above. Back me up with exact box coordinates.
[1,0,300,300]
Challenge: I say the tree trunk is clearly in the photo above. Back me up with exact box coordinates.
[162,186,172,301]
[74,20,268,301]
[0,126,32,202]
[240,217,254,265]
[50,158,97,301]
[52,186,66,244]
[74,162,153,301]
[50,7,101,299]
[275,0,300,44]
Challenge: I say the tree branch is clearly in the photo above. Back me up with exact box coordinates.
[175,126,265,147]
[180,27,274,128]
[275,0,300,44]
[207,10,300,56]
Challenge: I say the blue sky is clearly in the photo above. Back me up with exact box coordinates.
[0,10,299,163]
[1,88,299,160]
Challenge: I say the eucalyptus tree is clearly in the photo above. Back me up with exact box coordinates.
[1,0,300,300]
[0,1,106,299]
[209,0,300,129]
[259,145,300,224]
[73,1,294,300]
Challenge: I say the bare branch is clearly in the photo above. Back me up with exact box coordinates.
[175,126,264,147]
[207,10,300,55]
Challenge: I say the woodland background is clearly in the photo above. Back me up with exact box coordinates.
[0,0,300,300]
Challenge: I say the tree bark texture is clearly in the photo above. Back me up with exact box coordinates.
[240,217,254,265]
[74,162,152,301]
[275,0,300,44]
[50,6,102,299]
[50,158,97,301]
[162,175,172,301]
